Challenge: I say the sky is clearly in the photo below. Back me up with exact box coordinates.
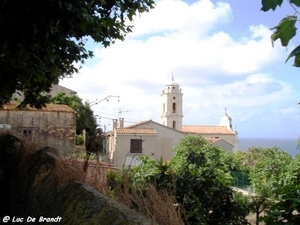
[60,0,300,139]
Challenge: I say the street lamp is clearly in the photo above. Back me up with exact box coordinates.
[89,95,120,107]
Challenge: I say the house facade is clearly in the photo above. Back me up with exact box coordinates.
[105,119,186,167]
[0,102,76,155]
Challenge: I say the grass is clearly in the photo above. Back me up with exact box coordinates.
[106,170,184,225]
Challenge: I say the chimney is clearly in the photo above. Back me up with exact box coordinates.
[112,119,117,130]
[119,118,124,128]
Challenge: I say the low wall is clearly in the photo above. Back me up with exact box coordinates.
[0,134,153,224]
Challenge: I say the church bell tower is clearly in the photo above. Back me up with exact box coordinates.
[161,76,183,130]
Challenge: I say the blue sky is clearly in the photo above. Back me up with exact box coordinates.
[60,0,300,139]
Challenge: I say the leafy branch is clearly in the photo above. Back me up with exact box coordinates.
[262,0,300,66]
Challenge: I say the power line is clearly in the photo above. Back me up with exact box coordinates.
[96,115,139,124]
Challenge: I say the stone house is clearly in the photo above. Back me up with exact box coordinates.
[0,102,76,155]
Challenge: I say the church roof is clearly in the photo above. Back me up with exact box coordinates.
[116,128,157,135]
[182,125,235,134]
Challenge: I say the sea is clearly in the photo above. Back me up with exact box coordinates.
[238,138,299,157]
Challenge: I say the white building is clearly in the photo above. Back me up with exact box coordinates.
[105,78,239,168]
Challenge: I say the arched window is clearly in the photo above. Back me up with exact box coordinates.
[172,103,176,113]
[173,120,176,129]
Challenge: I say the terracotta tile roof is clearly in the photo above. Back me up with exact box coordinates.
[1,102,74,112]
[205,137,233,146]
[116,128,157,135]
[182,125,235,134]
[125,120,152,128]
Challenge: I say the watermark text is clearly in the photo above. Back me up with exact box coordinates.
[2,216,62,223]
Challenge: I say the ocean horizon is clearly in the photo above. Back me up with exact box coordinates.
[238,138,299,157]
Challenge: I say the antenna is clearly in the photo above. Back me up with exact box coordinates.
[89,95,120,107]
[118,110,132,119]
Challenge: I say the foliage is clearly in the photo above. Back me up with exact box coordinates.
[171,135,233,186]
[260,0,300,67]
[126,136,250,225]
[76,134,84,146]
[238,147,296,224]
[223,151,246,172]
[261,184,300,225]
[106,169,184,225]
[171,136,248,224]
[286,155,300,185]
[128,156,175,192]
[247,147,292,197]
[0,0,154,108]
[50,92,97,135]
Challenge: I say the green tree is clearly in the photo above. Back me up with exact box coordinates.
[50,92,97,135]
[258,154,300,225]
[170,136,249,225]
[287,155,300,184]
[248,147,292,196]
[241,147,293,224]
[260,0,300,67]
[171,135,233,186]
[261,184,300,225]
[0,0,154,108]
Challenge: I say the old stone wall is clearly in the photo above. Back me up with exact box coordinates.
[0,110,76,155]
[0,134,153,225]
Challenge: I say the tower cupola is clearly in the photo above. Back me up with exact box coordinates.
[220,108,233,130]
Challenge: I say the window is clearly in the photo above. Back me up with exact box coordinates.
[130,139,142,153]
[173,121,176,129]
[172,103,176,113]
[22,129,33,141]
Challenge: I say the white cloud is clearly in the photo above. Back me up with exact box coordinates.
[129,0,232,37]
[182,73,292,123]
[59,0,297,137]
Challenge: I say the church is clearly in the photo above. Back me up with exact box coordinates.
[104,78,238,168]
